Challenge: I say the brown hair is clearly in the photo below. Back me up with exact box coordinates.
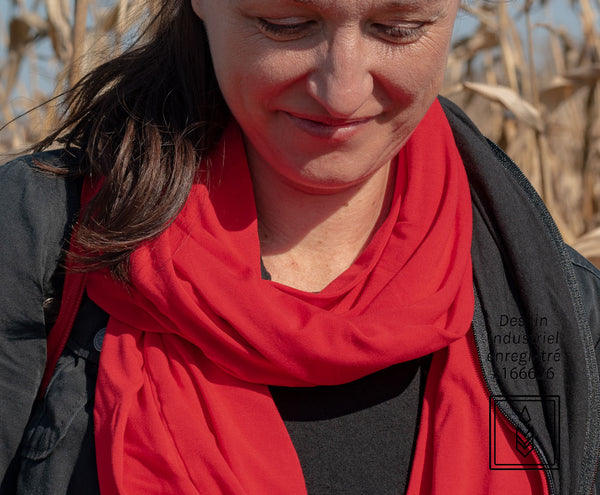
[36,0,229,281]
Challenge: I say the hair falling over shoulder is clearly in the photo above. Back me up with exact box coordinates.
[35,0,229,282]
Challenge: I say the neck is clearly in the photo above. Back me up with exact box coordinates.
[251,161,396,292]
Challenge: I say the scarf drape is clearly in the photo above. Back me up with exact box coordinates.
[87,100,484,493]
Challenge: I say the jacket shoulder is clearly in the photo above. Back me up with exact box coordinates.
[0,149,81,225]
[0,149,82,298]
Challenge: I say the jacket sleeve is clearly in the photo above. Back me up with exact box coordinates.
[566,246,600,366]
[0,152,77,489]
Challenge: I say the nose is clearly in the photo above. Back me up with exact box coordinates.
[306,29,374,118]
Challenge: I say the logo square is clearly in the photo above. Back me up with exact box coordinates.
[489,395,559,470]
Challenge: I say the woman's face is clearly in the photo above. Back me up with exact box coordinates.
[192,0,460,193]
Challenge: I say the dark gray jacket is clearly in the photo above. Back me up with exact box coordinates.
[0,98,599,494]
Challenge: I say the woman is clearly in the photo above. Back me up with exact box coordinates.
[0,0,598,493]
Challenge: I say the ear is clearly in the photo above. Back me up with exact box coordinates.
[190,0,204,19]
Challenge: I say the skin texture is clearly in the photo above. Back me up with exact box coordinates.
[191,0,460,291]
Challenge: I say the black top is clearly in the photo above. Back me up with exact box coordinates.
[0,151,429,494]
[271,358,429,494]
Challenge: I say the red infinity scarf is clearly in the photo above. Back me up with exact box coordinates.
[87,100,477,493]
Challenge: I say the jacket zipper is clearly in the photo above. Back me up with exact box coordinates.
[471,292,556,495]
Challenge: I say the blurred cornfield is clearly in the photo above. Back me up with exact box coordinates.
[1,0,600,261]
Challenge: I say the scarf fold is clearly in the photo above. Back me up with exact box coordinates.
[88,100,475,493]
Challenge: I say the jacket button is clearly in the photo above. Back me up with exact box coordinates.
[93,328,106,352]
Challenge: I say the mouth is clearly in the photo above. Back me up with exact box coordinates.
[283,112,374,140]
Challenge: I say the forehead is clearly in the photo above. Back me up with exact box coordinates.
[234,0,449,13]
[278,0,423,6]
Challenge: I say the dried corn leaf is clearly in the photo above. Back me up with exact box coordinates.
[459,2,499,32]
[99,0,149,36]
[69,0,92,86]
[116,0,132,35]
[450,26,499,63]
[573,227,600,265]
[579,0,600,47]
[540,65,600,110]
[99,2,120,32]
[497,1,520,92]
[46,0,73,62]
[8,15,39,52]
[1,51,19,106]
[2,13,43,105]
[535,23,577,52]
[463,81,544,132]
[539,76,578,110]
[562,64,600,84]
[7,12,48,56]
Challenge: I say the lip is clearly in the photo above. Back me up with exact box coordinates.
[283,111,374,141]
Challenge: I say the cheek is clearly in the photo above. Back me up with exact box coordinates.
[203,22,272,104]
[393,36,453,99]
[214,42,311,114]
[245,49,312,98]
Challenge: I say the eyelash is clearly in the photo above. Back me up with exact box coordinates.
[257,19,314,39]
[374,23,426,43]
[257,18,426,44]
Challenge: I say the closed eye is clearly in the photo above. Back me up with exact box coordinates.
[372,22,426,44]
[257,18,315,40]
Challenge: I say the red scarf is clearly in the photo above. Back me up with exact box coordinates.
[87,100,540,493]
